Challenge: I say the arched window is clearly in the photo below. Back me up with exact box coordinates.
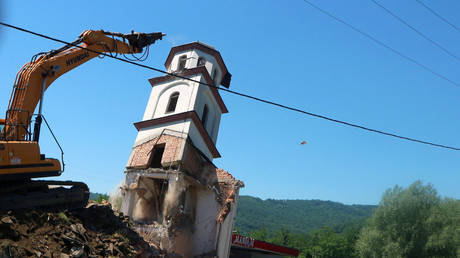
[166,92,180,113]
[197,57,206,67]
[178,55,187,71]
[201,104,209,127]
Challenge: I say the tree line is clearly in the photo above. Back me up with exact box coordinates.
[241,181,460,257]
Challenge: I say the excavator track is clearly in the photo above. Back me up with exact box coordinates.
[0,180,89,211]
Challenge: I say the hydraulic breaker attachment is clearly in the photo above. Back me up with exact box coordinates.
[103,31,166,51]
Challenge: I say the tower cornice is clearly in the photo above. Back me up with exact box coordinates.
[134,110,221,158]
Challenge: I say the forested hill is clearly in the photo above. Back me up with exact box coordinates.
[235,196,376,235]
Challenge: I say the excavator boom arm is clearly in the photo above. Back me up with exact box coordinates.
[4,30,163,141]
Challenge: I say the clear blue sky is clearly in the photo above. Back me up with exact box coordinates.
[1,0,459,205]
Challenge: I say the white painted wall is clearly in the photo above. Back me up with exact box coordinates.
[134,120,191,147]
[191,186,220,255]
[135,44,227,163]
[189,184,238,257]
[194,85,222,143]
[142,80,198,121]
[187,121,214,160]
[139,79,221,160]
[167,50,192,73]
[153,83,191,119]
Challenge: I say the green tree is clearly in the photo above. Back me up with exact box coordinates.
[96,193,109,203]
[424,198,460,257]
[306,227,350,258]
[246,225,362,257]
[356,181,460,258]
[249,227,269,241]
[270,228,292,246]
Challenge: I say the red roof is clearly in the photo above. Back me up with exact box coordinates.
[216,168,236,181]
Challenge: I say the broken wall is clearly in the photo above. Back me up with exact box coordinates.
[122,135,243,256]
[217,189,240,257]
[127,133,185,169]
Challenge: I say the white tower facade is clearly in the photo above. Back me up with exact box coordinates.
[126,42,231,168]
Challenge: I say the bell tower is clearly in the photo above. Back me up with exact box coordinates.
[121,42,242,257]
[126,42,231,168]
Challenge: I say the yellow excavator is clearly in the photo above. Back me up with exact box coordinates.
[0,29,164,210]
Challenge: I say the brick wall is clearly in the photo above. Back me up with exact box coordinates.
[126,134,185,169]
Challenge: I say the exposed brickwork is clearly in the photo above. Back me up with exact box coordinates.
[216,168,237,182]
[126,133,243,225]
[127,135,242,194]
[126,134,184,169]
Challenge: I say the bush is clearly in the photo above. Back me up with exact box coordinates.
[356,181,460,257]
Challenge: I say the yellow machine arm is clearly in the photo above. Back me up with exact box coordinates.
[4,30,164,142]
[0,30,163,210]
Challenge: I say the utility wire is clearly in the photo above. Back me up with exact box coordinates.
[1,21,459,151]
[302,0,460,88]
[372,0,460,62]
[414,0,460,33]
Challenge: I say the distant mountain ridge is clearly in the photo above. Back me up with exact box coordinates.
[89,193,376,235]
[235,195,376,235]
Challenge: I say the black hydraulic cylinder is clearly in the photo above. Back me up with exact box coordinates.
[33,115,42,142]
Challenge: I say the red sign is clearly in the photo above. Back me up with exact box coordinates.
[231,234,299,257]
[232,234,255,248]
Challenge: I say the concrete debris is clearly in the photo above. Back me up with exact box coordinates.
[0,201,168,257]
[137,221,174,250]
[162,175,185,220]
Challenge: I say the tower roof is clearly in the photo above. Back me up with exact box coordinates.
[164,42,232,88]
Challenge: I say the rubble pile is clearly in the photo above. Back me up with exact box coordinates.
[0,202,163,257]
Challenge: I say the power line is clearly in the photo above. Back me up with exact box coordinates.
[1,21,459,151]
[414,0,460,33]
[301,0,460,88]
[372,0,460,62]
